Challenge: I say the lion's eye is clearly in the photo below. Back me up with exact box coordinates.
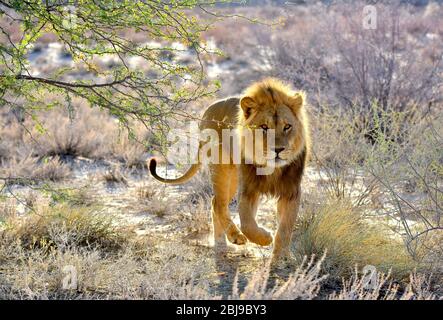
[260,124,269,131]
[284,124,292,131]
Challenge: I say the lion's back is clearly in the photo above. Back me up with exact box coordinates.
[200,97,240,130]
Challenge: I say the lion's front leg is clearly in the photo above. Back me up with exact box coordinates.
[239,191,273,246]
[272,193,300,262]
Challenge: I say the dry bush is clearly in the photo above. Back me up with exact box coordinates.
[309,100,441,272]
[101,166,128,186]
[366,113,443,265]
[0,95,153,170]
[0,216,213,299]
[265,3,443,118]
[0,155,71,184]
[230,254,438,300]
[231,255,327,300]
[0,240,148,299]
[184,169,213,204]
[49,186,97,208]
[110,132,148,169]
[309,105,377,206]
[27,102,115,159]
[0,202,207,299]
[0,205,129,252]
[179,198,211,240]
[293,200,417,282]
[0,121,29,162]
[135,185,157,200]
[328,268,438,300]
[0,97,106,184]
[0,198,17,223]
[136,186,179,218]
[148,201,170,218]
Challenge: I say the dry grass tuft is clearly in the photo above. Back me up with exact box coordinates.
[28,104,114,160]
[1,155,71,184]
[110,132,148,169]
[49,186,97,208]
[184,170,213,204]
[231,255,327,300]
[136,188,176,218]
[328,268,438,300]
[180,198,211,240]
[101,166,128,186]
[0,205,130,252]
[0,198,18,222]
[135,185,156,200]
[294,201,418,282]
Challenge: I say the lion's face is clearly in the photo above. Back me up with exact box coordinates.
[239,79,307,168]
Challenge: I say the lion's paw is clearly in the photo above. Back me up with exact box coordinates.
[227,231,248,245]
[242,226,273,246]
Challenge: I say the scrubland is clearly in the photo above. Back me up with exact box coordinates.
[0,2,442,299]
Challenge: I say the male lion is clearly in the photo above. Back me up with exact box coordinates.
[149,78,310,262]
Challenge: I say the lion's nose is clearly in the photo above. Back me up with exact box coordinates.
[274,148,285,155]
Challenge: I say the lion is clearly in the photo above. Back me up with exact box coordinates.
[149,78,310,262]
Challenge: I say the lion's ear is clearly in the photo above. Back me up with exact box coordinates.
[240,96,257,119]
[288,92,305,112]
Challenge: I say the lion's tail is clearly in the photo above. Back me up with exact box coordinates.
[149,159,201,185]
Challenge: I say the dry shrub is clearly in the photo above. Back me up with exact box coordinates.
[0,198,17,223]
[101,166,128,185]
[135,185,156,200]
[266,3,443,116]
[309,106,377,205]
[1,95,153,169]
[1,205,129,251]
[231,255,327,300]
[110,132,148,169]
[149,202,170,218]
[294,201,417,282]
[0,121,28,162]
[134,184,179,218]
[364,113,442,265]
[310,100,441,271]
[184,169,213,204]
[0,155,71,184]
[137,188,176,218]
[328,268,438,300]
[0,243,142,299]
[49,186,97,208]
[0,236,214,299]
[27,103,115,159]
[229,255,438,300]
[180,198,211,240]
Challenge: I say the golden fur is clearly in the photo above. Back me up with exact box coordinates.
[149,78,310,261]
